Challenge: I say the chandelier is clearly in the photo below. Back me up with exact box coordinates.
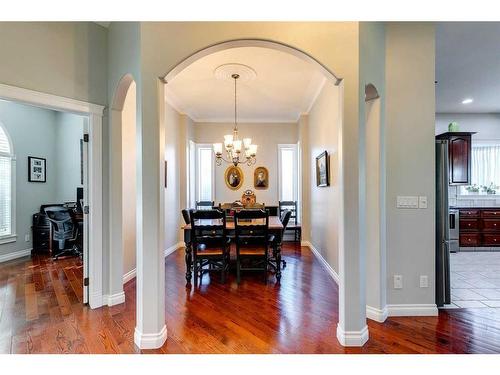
[213,73,257,167]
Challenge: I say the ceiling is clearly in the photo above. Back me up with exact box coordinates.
[436,22,500,113]
[165,47,326,123]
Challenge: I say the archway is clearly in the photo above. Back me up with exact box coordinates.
[156,38,367,348]
[364,83,387,322]
[108,74,137,305]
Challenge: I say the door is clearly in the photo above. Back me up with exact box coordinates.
[448,135,472,185]
[82,118,90,304]
[436,140,451,307]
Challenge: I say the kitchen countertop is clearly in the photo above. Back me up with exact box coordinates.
[450,206,500,209]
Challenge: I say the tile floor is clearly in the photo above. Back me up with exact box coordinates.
[450,251,500,308]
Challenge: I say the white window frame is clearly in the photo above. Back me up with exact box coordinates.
[0,122,16,244]
[195,143,215,203]
[278,143,299,214]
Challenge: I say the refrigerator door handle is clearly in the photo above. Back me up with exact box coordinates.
[449,213,455,229]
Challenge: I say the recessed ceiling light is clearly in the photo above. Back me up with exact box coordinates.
[462,98,473,104]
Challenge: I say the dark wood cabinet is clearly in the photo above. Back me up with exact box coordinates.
[436,132,475,185]
[459,208,500,247]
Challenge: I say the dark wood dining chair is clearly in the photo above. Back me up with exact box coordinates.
[190,209,230,286]
[196,201,214,210]
[234,209,275,284]
[279,200,301,242]
[269,209,292,271]
[181,209,191,225]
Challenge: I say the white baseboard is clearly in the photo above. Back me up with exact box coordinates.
[336,323,369,347]
[104,291,126,306]
[0,248,32,263]
[134,325,167,349]
[302,241,340,285]
[164,242,183,257]
[123,268,136,284]
[366,305,389,322]
[387,304,438,317]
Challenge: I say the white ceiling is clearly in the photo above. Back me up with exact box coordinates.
[436,22,500,113]
[165,46,326,123]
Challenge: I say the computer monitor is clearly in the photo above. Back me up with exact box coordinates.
[76,187,84,212]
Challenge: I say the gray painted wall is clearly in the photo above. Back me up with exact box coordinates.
[436,113,500,140]
[0,100,84,257]
[385,23,436,306]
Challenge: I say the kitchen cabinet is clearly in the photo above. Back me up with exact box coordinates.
[459,208,500,247]
[436,132,475,185]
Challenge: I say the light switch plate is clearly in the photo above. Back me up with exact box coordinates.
[397,196,418,209]
[420,275,429,288]
[419,196,428,209]
[25,234,30,242]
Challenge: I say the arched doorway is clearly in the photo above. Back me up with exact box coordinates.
[108,74,137,305]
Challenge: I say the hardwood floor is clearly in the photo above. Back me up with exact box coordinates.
[1,244,500,353]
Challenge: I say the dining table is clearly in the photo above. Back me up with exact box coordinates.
[181,216,283,285]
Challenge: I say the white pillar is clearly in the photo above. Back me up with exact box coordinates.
[336,81,369,347]
[134,79,167,349]
[365,98,387,322]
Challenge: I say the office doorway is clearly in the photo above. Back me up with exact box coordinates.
[0,83,104,308]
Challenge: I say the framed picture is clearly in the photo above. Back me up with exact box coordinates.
[254,166,269,190]
[225,165,244,190]
[28,156,47,183]
[164,160,168,188]
[316,151,330,187]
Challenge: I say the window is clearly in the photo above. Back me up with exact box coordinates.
[278,144,299,202]
[470,144,500,189]
[0,124,15,242]
[195,144,214,202]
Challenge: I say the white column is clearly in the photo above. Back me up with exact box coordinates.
[336,82,369,347]
[134,79,167,349]
[365,98,387,322]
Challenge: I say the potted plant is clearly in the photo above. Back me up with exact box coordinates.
[465,184,480,194]
[481,182,499,195]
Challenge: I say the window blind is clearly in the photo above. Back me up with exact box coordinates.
[471,145,500,188]
[0,125,12,237]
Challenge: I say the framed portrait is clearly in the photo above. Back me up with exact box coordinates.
[28,156,47,183]
[316,151,329,187]
[254,166,269,190]
[225,165,244,190]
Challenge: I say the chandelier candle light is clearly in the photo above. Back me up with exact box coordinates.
[213,73,257,166]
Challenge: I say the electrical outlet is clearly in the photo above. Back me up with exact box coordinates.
[394,275,403,289]
[25,234,30,242]
[420,275,429,288]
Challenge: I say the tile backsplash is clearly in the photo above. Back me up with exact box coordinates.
[449,186,500,207]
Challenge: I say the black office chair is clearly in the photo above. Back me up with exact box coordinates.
[44,206,82,259]
[190,209,230,286]
[269,210,292,271]
[234,209,275,284]
[181,209,191,225]
[279,201,301,242]
[196,201,214,210]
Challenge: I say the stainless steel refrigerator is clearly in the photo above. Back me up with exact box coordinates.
[436,139,451,307]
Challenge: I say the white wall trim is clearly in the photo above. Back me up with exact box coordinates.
[387,304,439,317]
[302,241,340,285]
[336,323,369,347]
[165,242,183,257]
[0,83,105,310]
[366,305,388,323]
[134,325,168,350]
[0,83,105,115]
[104,292,126,306]
[0,248,31,263]
[123,268,136,284]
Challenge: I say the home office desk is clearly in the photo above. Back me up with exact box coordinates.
[181,216,283,285]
